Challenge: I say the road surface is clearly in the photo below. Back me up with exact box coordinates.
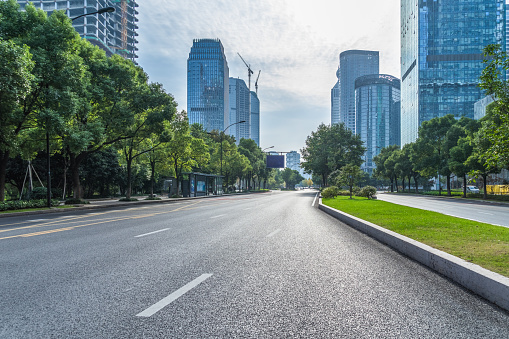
[1,191,508,337]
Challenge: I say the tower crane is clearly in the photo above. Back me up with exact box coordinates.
[255,70,261,94]
[237,53,254,92]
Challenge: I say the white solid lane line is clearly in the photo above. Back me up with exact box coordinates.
[267,229,281,237]
[136,274,213,317]
[210,214,226,219]
[135,228,170,238]
[312,192,319,207]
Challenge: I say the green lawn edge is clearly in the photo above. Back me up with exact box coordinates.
[322,196,509,278]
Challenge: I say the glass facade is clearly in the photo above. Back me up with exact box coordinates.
[355,74,401,175]
[228,78,250,143]
[187,39,229,132]
[286,151,300,171]
[250,91,260,146]
[401,0,505,145]
[339,50,380,133]
[17,0,139,61]
[331,68,340,124]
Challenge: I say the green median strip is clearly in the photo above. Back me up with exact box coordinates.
[322,196,509,278]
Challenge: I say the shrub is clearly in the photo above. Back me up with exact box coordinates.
[65,198,90,205]
[0,199,60,211]
[321,186,340,199]
[119,197,138,202]
[358,186,377,199]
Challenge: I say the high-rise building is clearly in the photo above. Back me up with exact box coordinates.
[339,50,380,132]
[331,68,340,124]
[16,0,139,61]
[229,78,250,142]
[355,74,401,174]
[187,39,229,132]
[401,0,505,145]
[250,91,260,146]
[286,151,300,171]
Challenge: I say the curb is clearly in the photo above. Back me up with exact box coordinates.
[319,199,509,313]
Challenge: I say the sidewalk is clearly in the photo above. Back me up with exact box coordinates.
[0,193,254,219]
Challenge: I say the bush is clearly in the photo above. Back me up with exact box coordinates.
[144,196,161,200]
[358,186,377,199]
[0,199,60,211]
[65,198,90,205]
[321,186,341,199]
[119,197,138,202]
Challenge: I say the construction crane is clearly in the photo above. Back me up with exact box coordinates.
[255,70,261,94]
[237,53,254,91]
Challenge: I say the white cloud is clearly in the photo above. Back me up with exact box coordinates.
[136,0,400,152]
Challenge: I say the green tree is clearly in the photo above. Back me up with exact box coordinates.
[301,123,365,186]
[330,164,364,199]
[373,145,399,192]
[281,168,304,190]
[479,44,509,169]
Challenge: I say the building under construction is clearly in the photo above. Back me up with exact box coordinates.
[15,0,139,62]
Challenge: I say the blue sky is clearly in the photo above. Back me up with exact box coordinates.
[136,0,400,154]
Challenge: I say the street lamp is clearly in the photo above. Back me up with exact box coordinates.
[262,146,274,152]
[71,7,115,21]
[220,120,246,176]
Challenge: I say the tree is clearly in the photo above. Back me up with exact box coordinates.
[301,123,365,186]
[281,168,304,190]
[0,1,83,201]
[330,164,364,199]
[373,145,399,192]
[479,44,509,169]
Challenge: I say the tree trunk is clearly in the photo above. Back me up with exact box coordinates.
[414,175,419,194]
[402,177,406,193]
[390,176,394,192]
[446,174,451,196]
[0,150,9,201]
[70,153,84,199]
[395,177,399,193]
[462,175,467,198]
[126,157,132,199]
[150,160,155,197]
[483,173,488,199]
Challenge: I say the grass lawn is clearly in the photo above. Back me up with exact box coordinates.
[322,196,509,278]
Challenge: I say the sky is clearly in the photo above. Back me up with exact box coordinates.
[136,0,401,154]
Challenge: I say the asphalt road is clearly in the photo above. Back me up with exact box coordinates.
[376,193,509,227]
[1,190,508,338]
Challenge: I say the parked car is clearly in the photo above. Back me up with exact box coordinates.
[466,186,480,194]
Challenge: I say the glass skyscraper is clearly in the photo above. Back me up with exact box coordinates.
[250,91,260,146]
[187,39,229,132]
[229,78,250,143]
[339,50,380,132]
[401,0,505,145]
[331,68,340,124]
[355,74,401,174]
[16,0,139,61]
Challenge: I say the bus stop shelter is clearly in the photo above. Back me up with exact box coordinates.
[181,172,224,197]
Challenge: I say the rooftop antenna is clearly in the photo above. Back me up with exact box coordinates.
[255,70,261,94]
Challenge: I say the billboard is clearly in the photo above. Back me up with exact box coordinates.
[266,155,285,168]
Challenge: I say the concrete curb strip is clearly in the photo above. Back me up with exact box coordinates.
[319,199,509,313]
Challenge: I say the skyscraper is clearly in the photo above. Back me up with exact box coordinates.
[187,39,229,132]
[355,74,401,174]
[16,0,139,61]
[339,50,380,132]
[286,151,301,171]
[401,0,505,145]
[229,78,250,142]
[331,68,340,124]
[250,91,260,146]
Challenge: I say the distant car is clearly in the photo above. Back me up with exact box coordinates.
[466,186,480,194]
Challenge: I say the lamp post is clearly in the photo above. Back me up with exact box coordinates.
[71,7,115,21]
[262,146,274,152]
[220,120,246,176]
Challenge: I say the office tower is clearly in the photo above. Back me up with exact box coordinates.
[339,50,380,132]
[229,78,250,142]
[16,0,139,61]
[331,68,340,124]
[250,91,260,146]
[286,151,301,171]
[401,0,505,145]
[187,39,229,132]
[355,74,401,174]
